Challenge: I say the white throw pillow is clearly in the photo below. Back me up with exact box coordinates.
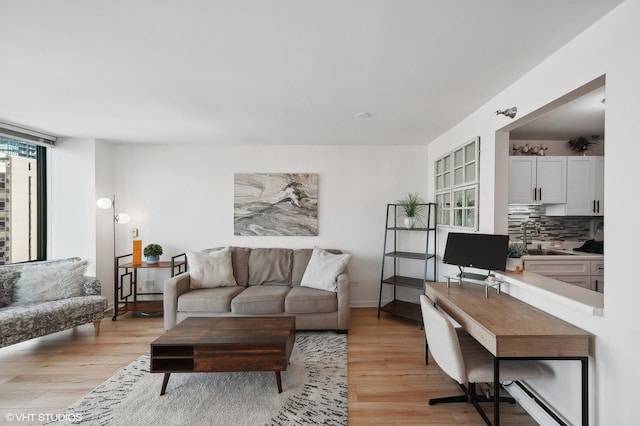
[187,248,237,289]
[300,247,352,292]
[15,259,88,304]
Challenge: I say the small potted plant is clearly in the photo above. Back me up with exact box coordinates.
[143,243,163,264]
[506,243,525,272]
[398,193,424,229]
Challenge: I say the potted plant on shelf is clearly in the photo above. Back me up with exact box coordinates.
[143,243,163,264]
[398,193,424,229]
[506,243,525,272]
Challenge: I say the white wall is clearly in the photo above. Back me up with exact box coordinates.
[427,0,639,423]
[48,137,98,275]
[101,144,428,307]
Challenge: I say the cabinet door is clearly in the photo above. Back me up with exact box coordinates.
[565,156,604,215]
[524,259,590,275]
[536,156,566,204]
[508,157,536,204]
[556,275,592,289]
[594,156,604,215]
[591,276,604,293]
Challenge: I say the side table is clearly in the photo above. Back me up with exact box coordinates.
[113,253,186,320]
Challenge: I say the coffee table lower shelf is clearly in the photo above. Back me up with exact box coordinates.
[150,316,296,396]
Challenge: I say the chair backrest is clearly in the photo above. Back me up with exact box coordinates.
[420,295,467,384]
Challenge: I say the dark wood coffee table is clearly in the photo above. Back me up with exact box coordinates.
[150,316,296,395]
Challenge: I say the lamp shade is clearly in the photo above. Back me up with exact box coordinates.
[96,197,113,209]
[116,213,130,224]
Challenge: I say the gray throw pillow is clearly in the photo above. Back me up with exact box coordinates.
[14,259,88,304]
[0,269,21,307]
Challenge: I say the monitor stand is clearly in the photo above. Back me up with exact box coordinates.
[457,267,489,282]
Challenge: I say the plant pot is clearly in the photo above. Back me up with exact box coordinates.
[146,255,160,264]
[404,217,416,229]
[505,257,523,273]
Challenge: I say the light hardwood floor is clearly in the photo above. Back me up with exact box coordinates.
[0,308,536,425]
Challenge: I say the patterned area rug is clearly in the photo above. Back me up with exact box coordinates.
[49,332,346,426]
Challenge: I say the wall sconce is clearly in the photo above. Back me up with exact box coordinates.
[496,106,518,119]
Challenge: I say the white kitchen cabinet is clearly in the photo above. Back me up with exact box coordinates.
[509,156,566,204]
[565,156,604,216]
[523,257,604,292]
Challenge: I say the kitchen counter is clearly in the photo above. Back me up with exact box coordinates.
[496,270,604,316]
[521,250,603,260]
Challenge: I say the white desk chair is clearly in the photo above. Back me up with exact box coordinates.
[419,294,542,424]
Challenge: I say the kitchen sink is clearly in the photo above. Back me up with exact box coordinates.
[524,249,575,256]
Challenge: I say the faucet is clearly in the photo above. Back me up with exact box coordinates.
[520,220,540,252]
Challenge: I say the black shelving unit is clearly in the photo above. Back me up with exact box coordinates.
[377,203,436,322]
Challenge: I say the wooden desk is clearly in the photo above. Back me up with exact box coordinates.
[425,281,591,426]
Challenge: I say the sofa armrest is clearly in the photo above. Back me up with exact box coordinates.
[336,271,350,330]
[164,272,191,330]
[83,277,102,296]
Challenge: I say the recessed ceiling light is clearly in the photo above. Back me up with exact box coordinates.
[356,112,372,119]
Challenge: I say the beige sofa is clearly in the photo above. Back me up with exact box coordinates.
[163,247,350,332]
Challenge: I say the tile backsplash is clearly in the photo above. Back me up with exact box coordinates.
[508,205,594,241]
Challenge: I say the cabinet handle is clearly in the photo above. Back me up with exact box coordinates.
[533,188,537,201]
[596,200,600,213]
[592,200,596,213]
[595,279,599,292]
[538,188,542,201]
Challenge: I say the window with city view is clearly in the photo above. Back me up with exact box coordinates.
[0,137,46,265]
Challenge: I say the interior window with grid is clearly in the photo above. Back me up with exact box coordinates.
[434,137,479,230]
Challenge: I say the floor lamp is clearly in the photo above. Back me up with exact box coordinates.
[97,195,130,320]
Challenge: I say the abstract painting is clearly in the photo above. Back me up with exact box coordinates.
[234,173,318,236]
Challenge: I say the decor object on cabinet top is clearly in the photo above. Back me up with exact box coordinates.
[398,192,424,228]
[512,143,548,156]
[143,243,163,264]
[234,173,318,236]
[567,135,600,154]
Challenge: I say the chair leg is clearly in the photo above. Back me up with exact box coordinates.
[93,321,101,336]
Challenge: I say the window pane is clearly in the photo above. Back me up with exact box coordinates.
[454,209,462,226]
[443,172,450,188]
[454,167,463,185]
[465,188,475,208]
[454,149,463,167]
[465,142,476,162]
[436,175,443,190]
[465,163,475,182]
[466,208,475,227]
[454,190,463,207]
[443,155,450,171]
[0,137,40,264]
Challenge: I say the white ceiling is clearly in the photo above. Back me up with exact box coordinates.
[0,0,623,146]
[510,86,606,140]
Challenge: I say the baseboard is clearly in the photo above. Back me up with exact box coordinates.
[506,381,566,425]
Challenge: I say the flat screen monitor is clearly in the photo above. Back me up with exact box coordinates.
[443,232,509,274]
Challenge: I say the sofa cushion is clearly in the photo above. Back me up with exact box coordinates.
[178,287,245,313]
[300,247,352,292]
[203,247,251,286]
[285,286,338,314]
[291,248,342,286]
[187,249,237,289]
[14,259,88,304]
[231,285,290,314]
[247,248,292,286]
[0,269,20,307]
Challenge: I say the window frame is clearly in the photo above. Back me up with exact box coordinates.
[434,137,480,231]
